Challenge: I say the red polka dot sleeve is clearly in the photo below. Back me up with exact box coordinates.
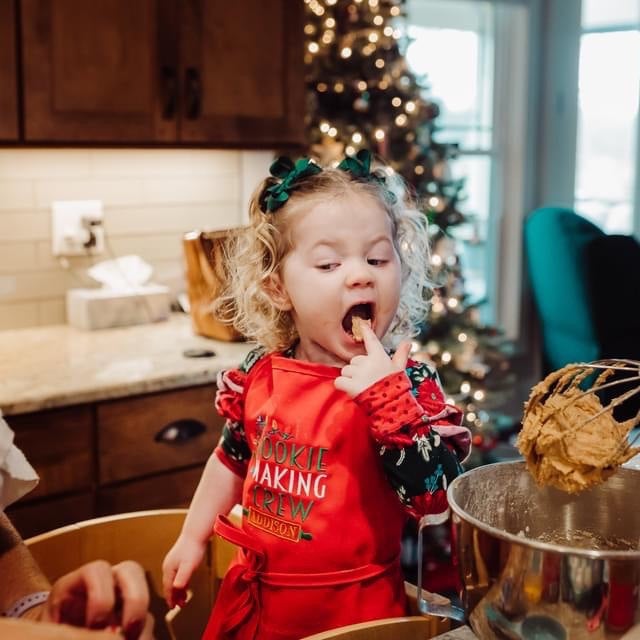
[353,359,471,520]
[355,371,425,445]
[213,348,266,478]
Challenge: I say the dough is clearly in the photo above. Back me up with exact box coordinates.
[351,316,371,342]
[517,364,638,493]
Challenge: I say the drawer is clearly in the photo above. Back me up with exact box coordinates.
[97,466,203,515]
[6,492,94,539]
[9,405,94,499]
[97,384,222,484]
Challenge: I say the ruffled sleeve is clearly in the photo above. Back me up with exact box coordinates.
[214,368,246,423]
[353,358,471,522]
[213,348,265,478]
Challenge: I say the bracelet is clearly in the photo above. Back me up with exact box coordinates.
[2,590,50,618]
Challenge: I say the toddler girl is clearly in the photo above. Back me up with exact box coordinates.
[162,150,470,639]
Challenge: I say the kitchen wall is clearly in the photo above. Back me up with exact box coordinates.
[0,148,273,330]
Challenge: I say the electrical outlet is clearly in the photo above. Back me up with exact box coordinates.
[52,200,104,257]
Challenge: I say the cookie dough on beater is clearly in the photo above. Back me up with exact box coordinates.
[517,361,640,493]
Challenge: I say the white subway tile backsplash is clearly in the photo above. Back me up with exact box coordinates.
[0,181,36,210]
[240,150,274,224]
[35,178,147,208]
[0,211,49,242]
[0,302,38,329]
[104,203,241,235]
[38,298,66,325]
[89,148,240,177]
[106,234,184,261]
[0,275,17,297]
[35,241,96,273]
[140,174,239,204]
[1,271,71,302]
[150,259,187,297]
[0,147,270,329]
[0,242,38,272]
[0,150,92,179]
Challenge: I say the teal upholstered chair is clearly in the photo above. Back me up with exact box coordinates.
[524,206,605,372]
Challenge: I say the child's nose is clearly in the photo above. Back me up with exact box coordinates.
[345,261,373,287]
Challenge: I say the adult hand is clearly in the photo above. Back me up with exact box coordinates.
[40,560,153,639]
[335,322,411,397]
[162,534,206,609]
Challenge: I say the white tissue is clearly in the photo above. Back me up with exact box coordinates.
[67,255,170,329]
[88,255,153,291]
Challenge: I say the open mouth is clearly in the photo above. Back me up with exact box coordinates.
[342,303,374,339]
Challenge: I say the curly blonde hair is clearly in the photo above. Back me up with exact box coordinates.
[214,160,433,352]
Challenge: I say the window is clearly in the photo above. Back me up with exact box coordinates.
[405,0,531,336]
[575,1,640,233]
[406,1,493,307]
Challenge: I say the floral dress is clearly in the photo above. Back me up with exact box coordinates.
[203,348,470,640]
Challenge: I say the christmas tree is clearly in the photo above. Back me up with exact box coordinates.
[304,0,517,466]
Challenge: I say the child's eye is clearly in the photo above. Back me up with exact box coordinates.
[367,258,388,266]
[316,263,338,271]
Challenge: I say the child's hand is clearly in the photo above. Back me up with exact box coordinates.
[161,534,206,609]
[335,322,411,397]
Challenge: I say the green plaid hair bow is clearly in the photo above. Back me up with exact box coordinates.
[261,156,322,213]
[337,148,374,177]
[338,149,397,204]
[259,149,396,214]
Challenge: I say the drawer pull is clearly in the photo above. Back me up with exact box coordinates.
[161,65,178,119]
[155,419,206,444]
[185,67,201,119]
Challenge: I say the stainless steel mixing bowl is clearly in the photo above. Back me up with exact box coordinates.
[417,461,640,638]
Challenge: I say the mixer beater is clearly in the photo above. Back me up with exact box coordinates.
[516,359,640,493]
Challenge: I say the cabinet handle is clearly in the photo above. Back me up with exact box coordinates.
[161,66,178,120]
[154,419,206,444]
[185,67,202,119]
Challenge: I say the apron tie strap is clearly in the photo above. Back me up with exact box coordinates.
[204,514,265,639]
[205,513,402,639]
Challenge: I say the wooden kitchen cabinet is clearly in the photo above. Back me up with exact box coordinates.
[6,383,221,538]
[97,466,203,516]
[8,494,95,540]
[7,404,94,500]
[19,0,305,146]
[178,1,305,146]
[97,384,221,484]
[0,0,19,141]
[20,0,177,143]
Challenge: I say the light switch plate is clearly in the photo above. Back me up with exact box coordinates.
[52,200,104,257]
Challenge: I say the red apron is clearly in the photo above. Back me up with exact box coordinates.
[203,355,408,640]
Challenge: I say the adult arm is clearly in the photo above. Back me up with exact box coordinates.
[0,514,153,638]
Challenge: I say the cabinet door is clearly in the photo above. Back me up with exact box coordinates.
[9,405,94,500]
[97,384,222,484]
[97,467,202,515]
[7,493,94,539]
[0,0,19,140]
[179,0,305,146]
[20,0,178,143]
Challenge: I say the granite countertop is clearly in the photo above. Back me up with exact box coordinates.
[0,314,253,416]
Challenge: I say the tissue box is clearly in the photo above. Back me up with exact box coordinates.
[66,285,171,330]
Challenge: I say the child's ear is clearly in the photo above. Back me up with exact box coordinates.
[264,273,292,311]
